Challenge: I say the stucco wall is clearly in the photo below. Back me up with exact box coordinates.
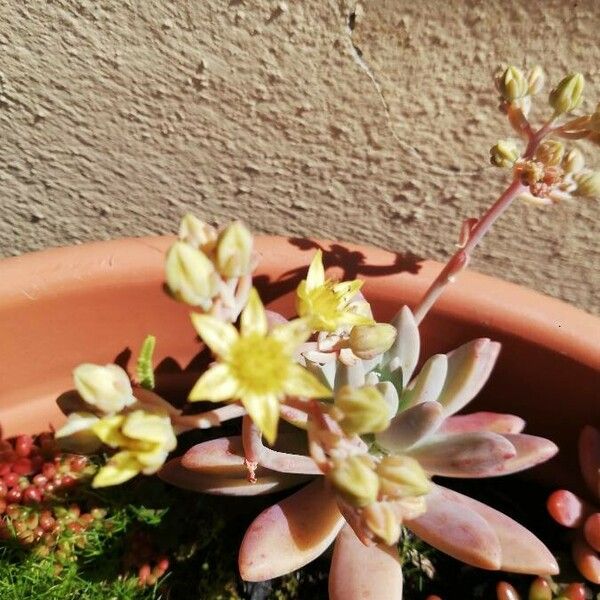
[1,0,598,313]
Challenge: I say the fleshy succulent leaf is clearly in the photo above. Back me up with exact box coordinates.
[439,412,525,435]
[407,431,516,478]
[435,339,501,416]
[238,478,345,581]
[434,486,559,575]
[579,426,600,500]
[384,306,420,383]
[405,485,502,570]
[376,401,444,452]
[329,525,404,600]
[400,353,447,410]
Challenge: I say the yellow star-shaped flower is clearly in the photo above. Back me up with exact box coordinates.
[189,288,331,444]
[296,250,374,332]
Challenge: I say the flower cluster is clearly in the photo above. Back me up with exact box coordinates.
[491,66,600,204]
[165,215,254,321]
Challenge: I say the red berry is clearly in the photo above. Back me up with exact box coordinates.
[4,472,19,488]
[563,583,586,600]
[52,475,63,487]
[12,458,33,475]
[0,481,7,498]
[6,504,21,518]
[15,436,33,458]
[33,474,47,488]
[40,513,55,531]
[62,475,76,489]
[22,486,42,504]
[69,455,87,472]
[0,499,6,514]
[42,463,56,479]
[0,464,11,477]
[44,482,56,494]
[6,488,22,503]
[138,564,151,586]
[157,557,169,572]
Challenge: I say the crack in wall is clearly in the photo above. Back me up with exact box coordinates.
[331,1,482,180]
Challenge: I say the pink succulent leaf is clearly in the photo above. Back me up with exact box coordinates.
[401,354,448,409]
[439,412,525,435]
[547,489,594,528]
[497,434,558,475]
[572,530,600,584]
[436,485,559,575]
[385,306,420,383]
[182,434,320,476]
[334,360,366,390]
[579,426,600,501]
[329,525,404,600]
[407,431,516,478]
[238,478,344,581]
[584,513,600,552]
[265,309,288,328]
[376,401,444,453]
[436,339,501,417]
[159,457,309,495]
[405,484,502,569]
[304,358,336,391]
[280,404,309,428]
[376,381,400,418]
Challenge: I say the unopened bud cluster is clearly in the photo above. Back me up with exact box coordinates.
[496,578,588,600]
[165,214,254,316]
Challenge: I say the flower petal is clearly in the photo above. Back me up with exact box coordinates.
[329,525,404,600]
[405,485,502,570]
[92,451,142,488]
[272,318,312,354]
[190,313,238,358]
[91,415,128,447]
[243,392,280,445]
[407,432,516,478]
[436,339,501,416]
[159,457,307,495]
[188,363,239,402]
[437,485,559,575]
[376,401,444,452]
[240,288,268,337]
[305,249,325,291]
[239,478,344,581]
[284,363,332,399]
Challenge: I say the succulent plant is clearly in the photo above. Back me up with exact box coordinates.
[547,426,600,584]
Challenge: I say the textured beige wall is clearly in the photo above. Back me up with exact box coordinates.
[0,0,598,313]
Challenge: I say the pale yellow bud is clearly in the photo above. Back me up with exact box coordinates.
[215,221,253,278]
[549,73,584,114]
[165,241,217,307]
[497,66,528,102]
[563,148,585,174]
[335,385,391,435]
[349,323,397,360]
[574,171,600,198]
[362,502,401,546]
[178,214,217,251]
[535,140,565,167]
[329,455,379,507]
[527,65,545,95]
[490,140,520,168]
[73,363,136,414]
[377,455,431,499]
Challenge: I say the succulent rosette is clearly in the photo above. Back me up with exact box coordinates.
[160,251,559,600]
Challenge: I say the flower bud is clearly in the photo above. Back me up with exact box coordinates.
[574,171,600,197]
[335,385,391,435]
[178,214,217,251]
[165,241,217,307]
[535,140,565,167]
[528,577,552,600]
[497,581,520,600]
[349,323,396,360]
[215,221,253,278]
[73,363,136,414]
[329,455,379,507]
[549,73,584,114]
[490,140,520,168]
[527,65,545,95]
[362,502,401,546]
[496,66,528,101]
[376,455,431,499]
[563,148,585,174]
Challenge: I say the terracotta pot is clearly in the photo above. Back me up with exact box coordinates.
[0,235,598,493]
